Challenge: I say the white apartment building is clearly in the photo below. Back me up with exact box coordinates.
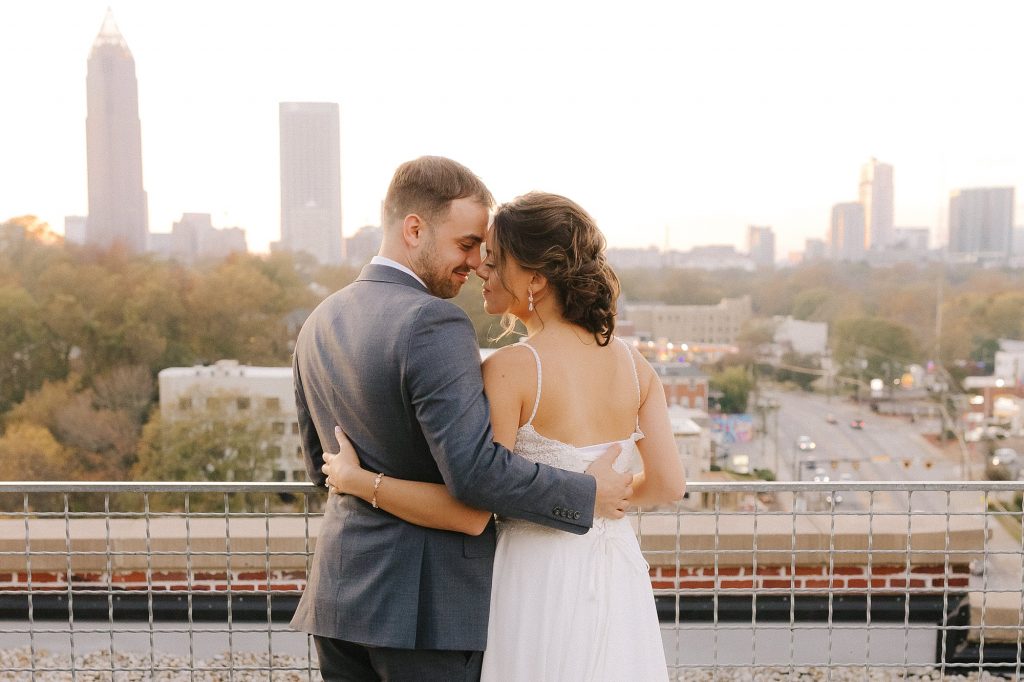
[158,360,304,481]
[994,339,1024,386]
[773,316,828,357]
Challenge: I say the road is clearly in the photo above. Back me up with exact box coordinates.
[729,387,1022,592]
[735,388,974,513]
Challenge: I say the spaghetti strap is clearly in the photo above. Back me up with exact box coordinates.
[518,341,542,426]
[616,338,642,432]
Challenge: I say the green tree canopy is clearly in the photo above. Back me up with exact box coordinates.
[710,366,753,414]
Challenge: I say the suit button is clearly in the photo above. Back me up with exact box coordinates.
[552,506,561,516]
[573,511,581,520]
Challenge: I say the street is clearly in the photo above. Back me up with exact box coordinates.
[726,387,1022,592]
[739,388,966,512]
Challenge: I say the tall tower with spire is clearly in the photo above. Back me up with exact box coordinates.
[85,9,148,252]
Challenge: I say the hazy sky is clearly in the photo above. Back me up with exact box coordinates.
[3,0,1024,256]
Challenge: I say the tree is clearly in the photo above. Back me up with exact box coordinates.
[832,317,918,379]
[133,395,282,511]
[0,423,69,511]
[0,285,67,412]
[775,351,820,391]
[710,366,753,413]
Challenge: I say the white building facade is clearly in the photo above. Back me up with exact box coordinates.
[158,360,304,481]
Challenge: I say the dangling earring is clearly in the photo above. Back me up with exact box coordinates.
[528,288,534,312]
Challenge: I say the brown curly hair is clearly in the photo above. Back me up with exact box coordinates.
[491,192,620,346]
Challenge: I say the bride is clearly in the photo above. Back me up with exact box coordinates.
[324,191,685,681]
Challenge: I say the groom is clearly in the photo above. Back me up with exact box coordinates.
[290,156,633,681]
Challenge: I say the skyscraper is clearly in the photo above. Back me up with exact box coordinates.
[746,225,775,267]
[829,202,865,262]
[279,102,343,265]
[858,158,894,250]
[948,188,1014,258]
[85,10,148,252]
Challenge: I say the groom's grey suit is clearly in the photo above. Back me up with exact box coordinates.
[290,264,597,671]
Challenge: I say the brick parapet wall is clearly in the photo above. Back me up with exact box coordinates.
[0,513,986,597]
[647,563,971,593]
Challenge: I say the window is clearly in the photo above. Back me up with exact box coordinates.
[272,422,285,435]
[291,422,299,434]
[236,397,251,410]
[266,445,282,458]
[265,397,280,411]
[272,470,286,481]
[178,397,192,411]
[206,397,222,410]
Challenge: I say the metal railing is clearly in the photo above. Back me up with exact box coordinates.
[0,481,1022,680]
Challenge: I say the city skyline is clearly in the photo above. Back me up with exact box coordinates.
[3,1,1024,257]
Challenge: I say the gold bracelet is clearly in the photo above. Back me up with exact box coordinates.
[371,472,385,509]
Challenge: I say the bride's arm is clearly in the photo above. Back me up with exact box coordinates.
[629,349,687,508]
[324,426,492,536]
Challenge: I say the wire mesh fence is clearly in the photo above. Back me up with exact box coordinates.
[0,481,1021,680]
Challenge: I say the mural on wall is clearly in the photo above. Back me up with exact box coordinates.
[709,414,754,444]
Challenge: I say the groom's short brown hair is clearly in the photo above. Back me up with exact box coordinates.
[382,156,494,230]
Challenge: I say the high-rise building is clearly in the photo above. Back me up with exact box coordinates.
[829,202,865,261]
[746,225,776,267]
[63,216,87,245]
[279,102,343,265]
[803,238,827,262]
[859,158,894,250]
[85,10,148,253]
[344,225,383,266]
[892,227,930,252]
[948,188,1014,259]
[155,213,247,263]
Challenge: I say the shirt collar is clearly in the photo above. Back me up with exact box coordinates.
[370,256,427,289]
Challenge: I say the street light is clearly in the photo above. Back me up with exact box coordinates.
[754,396,781,475]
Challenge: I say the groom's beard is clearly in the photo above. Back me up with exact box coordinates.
[414,233,465,299]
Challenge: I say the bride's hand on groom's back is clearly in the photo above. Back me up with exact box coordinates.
[586,444,633,519]
[322,426,362,495]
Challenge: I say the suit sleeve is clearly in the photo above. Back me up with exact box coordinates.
[405,300,596,534]
[293,354,327,487]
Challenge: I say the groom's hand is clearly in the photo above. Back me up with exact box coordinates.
[585,444,633,519]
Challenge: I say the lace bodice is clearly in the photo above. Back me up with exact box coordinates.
[512,424,639,475]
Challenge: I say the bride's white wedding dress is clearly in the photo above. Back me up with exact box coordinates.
[480,340,669,682]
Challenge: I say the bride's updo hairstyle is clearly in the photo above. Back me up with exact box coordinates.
[491,192,620,346]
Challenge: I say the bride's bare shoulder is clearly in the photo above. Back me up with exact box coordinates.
[481,344,535,383]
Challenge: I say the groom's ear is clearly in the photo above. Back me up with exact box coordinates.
[401,214,425,247]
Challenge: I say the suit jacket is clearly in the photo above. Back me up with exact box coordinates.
[289,264,597,651]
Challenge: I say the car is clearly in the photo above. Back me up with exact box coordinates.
[850,419,865,429]
[966,426,1010,442]
[796,435,817,451]
[825,413,838,424]
[812,469,844,505]
[989,448,1021,479]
